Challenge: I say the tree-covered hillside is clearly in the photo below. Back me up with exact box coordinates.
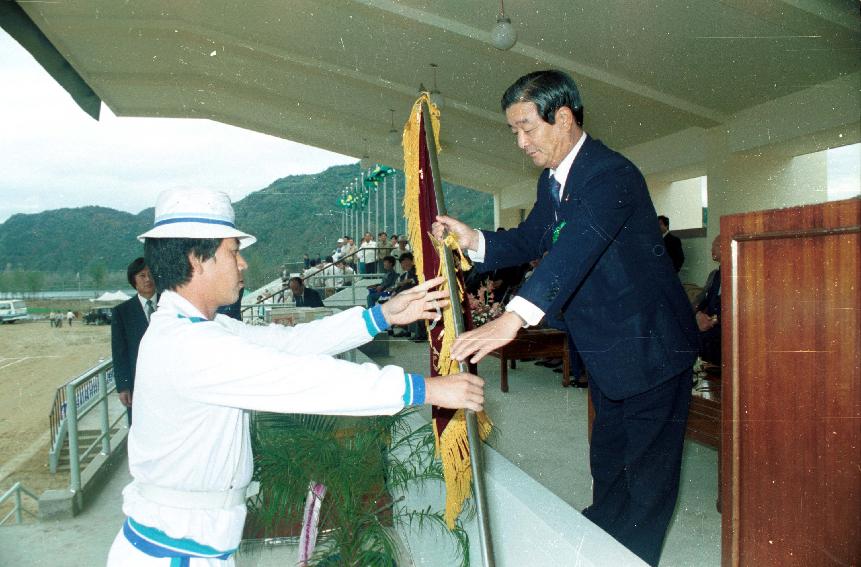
[0,163,494,288]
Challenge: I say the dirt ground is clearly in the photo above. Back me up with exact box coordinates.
[0,315,113,516]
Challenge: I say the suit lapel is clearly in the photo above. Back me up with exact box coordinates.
[561,135,595,204]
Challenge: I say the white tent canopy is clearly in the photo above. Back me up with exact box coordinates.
[94,291,131,302]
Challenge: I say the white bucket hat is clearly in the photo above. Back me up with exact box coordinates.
[138,188,256,249]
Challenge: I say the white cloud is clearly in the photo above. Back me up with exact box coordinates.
[0,30,356,222]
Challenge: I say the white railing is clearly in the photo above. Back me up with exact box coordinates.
[47,359,125,505]
[0,482,38,526]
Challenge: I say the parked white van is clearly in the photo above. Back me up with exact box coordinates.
[0,300,29,323]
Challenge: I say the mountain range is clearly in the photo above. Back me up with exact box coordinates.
[0,163,494,286]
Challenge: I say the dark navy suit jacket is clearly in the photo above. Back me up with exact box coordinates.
[479,136,698,400]
[111,296,150,393]
[293,288,324,308]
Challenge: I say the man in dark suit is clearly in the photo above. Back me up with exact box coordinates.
[658,215,685,273]
[111,257,156,425]
[288,277,324,308]
[433,70,698,566]
[695,235,722,364]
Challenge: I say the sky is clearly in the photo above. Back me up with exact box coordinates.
[0,29,356,223]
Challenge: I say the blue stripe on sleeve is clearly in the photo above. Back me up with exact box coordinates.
[369,304,390,332]
[402,373,425,406]
[362,305,390,336]
[411,373,426,405]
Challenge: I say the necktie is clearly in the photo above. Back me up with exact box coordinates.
[145,299,154,322]
[549,175,562,207]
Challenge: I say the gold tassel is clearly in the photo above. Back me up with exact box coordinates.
[402,94,492,530]
[436,409,494,528]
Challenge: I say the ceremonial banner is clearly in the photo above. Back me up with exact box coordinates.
[402,93,493,529]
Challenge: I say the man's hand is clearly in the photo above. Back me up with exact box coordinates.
[450,311,523,364]
[380,276,450,326]
[432,215,479,251]
[695,311,717,332]
[118,390,133,408]
[425,372,485,412]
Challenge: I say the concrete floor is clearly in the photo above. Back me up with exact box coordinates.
[0,335,721,567]
[378,336,722,567]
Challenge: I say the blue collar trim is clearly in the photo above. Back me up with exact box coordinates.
[177,313,208,323]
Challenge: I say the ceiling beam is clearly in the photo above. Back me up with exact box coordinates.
[353,0,729,124]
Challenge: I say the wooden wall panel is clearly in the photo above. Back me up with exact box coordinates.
[721,198,860,567]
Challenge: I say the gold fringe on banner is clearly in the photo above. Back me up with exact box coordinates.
[402,93,493,529]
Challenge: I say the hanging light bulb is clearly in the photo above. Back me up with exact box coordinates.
[429,63,445,110]
[386,109,400,146]
[491,0,517,50]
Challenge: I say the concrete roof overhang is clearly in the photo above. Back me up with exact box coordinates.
[5,0,860,201]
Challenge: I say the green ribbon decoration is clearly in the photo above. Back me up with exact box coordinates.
[552,220,567,244]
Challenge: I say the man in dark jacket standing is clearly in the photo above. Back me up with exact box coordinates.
[658,215,685,273]
[111,257,156,425]
[433,70,698,566]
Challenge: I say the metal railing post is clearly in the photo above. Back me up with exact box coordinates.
[98,370,111,454]
[14,486,22,524]
[65,382,81,500]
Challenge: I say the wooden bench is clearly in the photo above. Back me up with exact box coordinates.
[487,328,570,392]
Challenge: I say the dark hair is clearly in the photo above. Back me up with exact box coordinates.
[399,252,414,262]
[501,70,584,127]
[126,257,147,287]
[382,255,396,266]
[144,238,221,293]
[288,276,304,287]
[658,215,670,228]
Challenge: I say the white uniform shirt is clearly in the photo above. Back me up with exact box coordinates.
[121,290,406,552]
[358,240,377,264]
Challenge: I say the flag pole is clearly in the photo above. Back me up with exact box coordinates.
[420,100,495,567]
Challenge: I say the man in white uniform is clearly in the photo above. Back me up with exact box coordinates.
[107,188,484,566]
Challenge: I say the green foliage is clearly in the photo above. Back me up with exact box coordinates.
[0,163,494,275]
[88,261,108,289]
[248,409,469,566]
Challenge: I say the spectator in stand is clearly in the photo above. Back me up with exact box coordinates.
[288,277,324,308]
[303,253,310,269]
[376,232,392,272]
[393,253,417,293]
[343,236,358,264]
[390,234,399,251]
[694,235,722,365]
[366,256,398,307]
[332,238,346,262]
[358,232,377,274]
[391,253,426,342]
[658,215,685,273]
[111,257,157,424]
[333,259,354,290]
[392,239,409,273]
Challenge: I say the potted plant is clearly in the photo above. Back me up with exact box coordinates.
[244,408,470,566]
